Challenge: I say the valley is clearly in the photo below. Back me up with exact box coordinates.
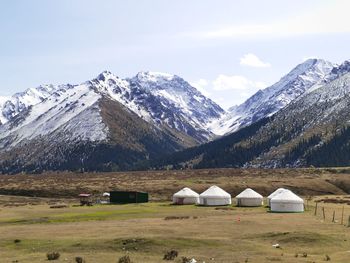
[1,168,350,262]
[1,59,350,172]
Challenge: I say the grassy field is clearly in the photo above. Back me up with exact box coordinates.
[1,168,350,262]
[1,197,350,262]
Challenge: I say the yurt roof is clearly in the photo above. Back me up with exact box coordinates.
[236,188,263,198]
[199,185,231,198]
[267,188,286,199]
[270,190,303,203]
[173,187,199,197]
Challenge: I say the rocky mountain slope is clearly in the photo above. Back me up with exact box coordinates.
[0,71,223,173]
[149,60,350,169]
[209,59,336,135]
[1,58,349,173]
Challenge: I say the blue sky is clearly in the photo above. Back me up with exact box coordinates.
[0,0,349,109]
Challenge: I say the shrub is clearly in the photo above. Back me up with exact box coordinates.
[302,252,307,258]
[14,239,21,244]
[325,254,331,261]
[47,252,60,260]
[118,255,132,263]
[75,256,85,263]
[163,250,178,260]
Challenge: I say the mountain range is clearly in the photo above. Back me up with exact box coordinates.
[0,58,349,173]
[150,60,350,170]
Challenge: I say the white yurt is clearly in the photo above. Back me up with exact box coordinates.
[236,188,263,207]
[199,185,231,206]
[267,188,286,207]
[270,190,304,212]
[172,187,199,205]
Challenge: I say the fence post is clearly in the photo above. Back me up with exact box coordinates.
[314,202,318,216]
[322,207,326,221]
[332,211,335,223]
[341,206,344,225]
[348,216,350,227]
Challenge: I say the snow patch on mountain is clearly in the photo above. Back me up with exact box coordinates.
[209,59,336,135]
[0,69,225,151]
[0,84,107,149]
[130,71,224,128]
[0,84,64,124]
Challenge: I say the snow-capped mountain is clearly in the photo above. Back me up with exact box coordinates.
[0,85,59,124]
[0,71,223,148]
[1,58,349,173]
[128,71,224,140]
[0,70,224,173]
[209,59,336,135]
[152,59,350,169]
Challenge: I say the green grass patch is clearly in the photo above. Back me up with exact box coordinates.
[0,202,212,225]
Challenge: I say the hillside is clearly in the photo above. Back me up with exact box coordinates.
[209,59,335,135]
[0,71,223,173]
[1,59,350,172]
[149,60,350,169]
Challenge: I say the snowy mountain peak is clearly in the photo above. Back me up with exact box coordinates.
[135,71,175,82]
[268,59,335,95]
[95,70,115,81]
[128,70,224,140]
[0,83,63,124]
[209,58,336,135]
[0,69,224,152]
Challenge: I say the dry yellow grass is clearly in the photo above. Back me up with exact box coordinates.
[1,168,350,200]
[1,168,350,262]
[0,196,350,262]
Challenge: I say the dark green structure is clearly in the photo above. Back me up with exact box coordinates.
[109,191,148,204]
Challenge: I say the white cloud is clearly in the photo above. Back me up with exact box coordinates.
[240,53,271,68]
[186,1,350,40]
[191,74,267,109]
[212,74,265,91]
[191,78,211,97]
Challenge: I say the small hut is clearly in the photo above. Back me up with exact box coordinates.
[199,185,231,206]
[109,191,148,204]
[172,187,199,205]
[270,190,304,212]
[236,188,263,207]
[78,193,92,206]
[267,188,286,207]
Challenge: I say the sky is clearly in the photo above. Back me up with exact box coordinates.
[0,0,349,109]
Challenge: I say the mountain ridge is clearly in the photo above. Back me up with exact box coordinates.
[209,58,336,135]
[1,58,349,173]
[146,59,350,170]
[0,70,224,173]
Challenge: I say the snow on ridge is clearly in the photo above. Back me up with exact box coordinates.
[7,60,341,145]
[0,83,66,124]
[209,58,336,136]
[135,71,175,82]
[0,84,105,149]
[0,68,224,148]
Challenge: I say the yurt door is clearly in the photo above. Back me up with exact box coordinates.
[177,198,184,205]
[203,198,208,206]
